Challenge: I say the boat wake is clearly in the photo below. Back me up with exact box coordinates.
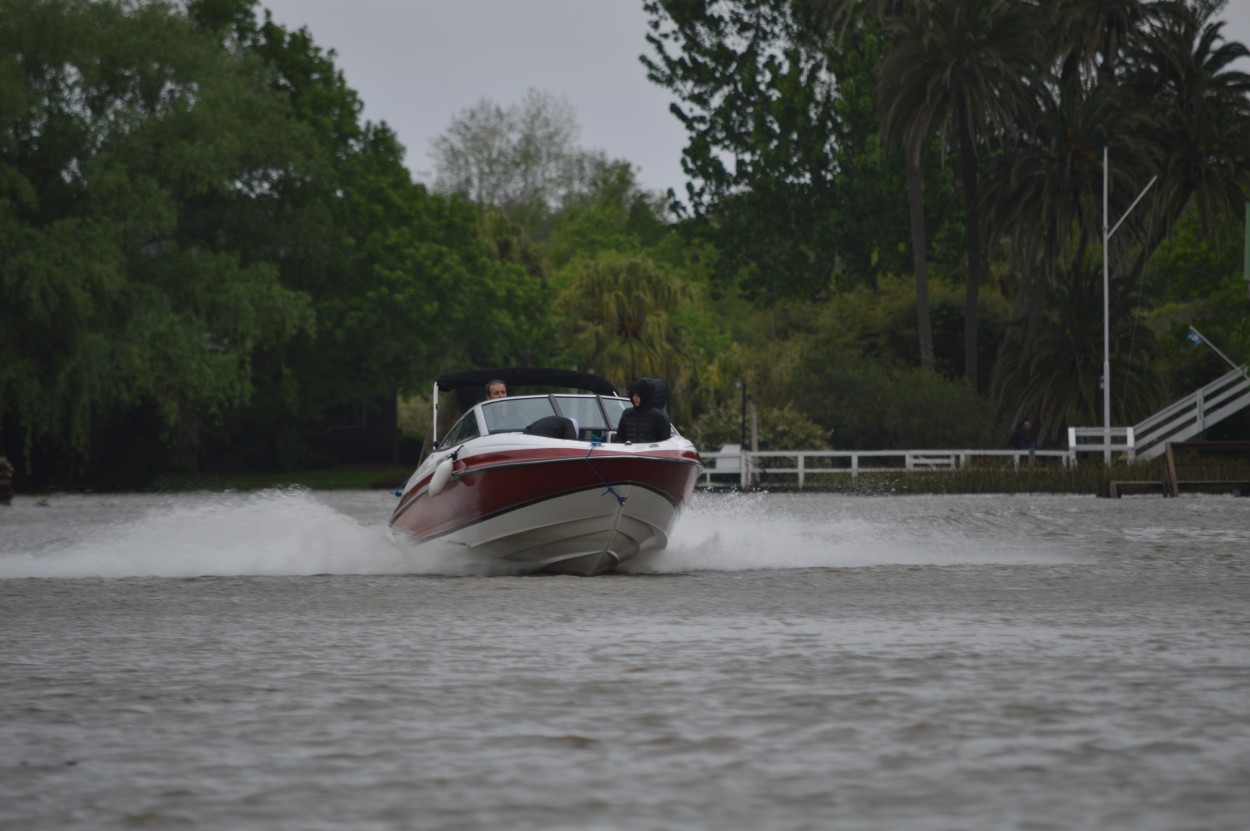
[0,490,430,579]
[0,489,1079,580]
[628,490,1081,573]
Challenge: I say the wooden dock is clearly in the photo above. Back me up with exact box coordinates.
[1103,441,1250,498]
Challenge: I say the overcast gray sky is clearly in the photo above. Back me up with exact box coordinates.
[259,1,688,194]
[260,0,1250,197]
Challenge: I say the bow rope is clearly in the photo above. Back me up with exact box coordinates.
[585,442,627,506]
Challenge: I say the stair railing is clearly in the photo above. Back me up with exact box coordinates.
[1132,367,1250,461]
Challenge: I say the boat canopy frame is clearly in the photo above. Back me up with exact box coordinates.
[435,367,618,396]
[431,367,620,443]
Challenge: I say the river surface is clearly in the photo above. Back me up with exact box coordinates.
[1,490,1248,830]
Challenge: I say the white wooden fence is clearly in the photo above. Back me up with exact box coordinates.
[694,364,1250,488]
[698,447,1072,488]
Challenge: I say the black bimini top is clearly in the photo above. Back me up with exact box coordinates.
[435,367,619,397]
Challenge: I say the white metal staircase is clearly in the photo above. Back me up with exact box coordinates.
[1133,366,1250,459]
[1069,366,1250,461]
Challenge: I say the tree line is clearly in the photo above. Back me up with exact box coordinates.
[1,0,549,485]
[1,0,1248,489]
[643,0,1250,445]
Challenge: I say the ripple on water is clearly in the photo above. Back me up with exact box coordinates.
[2,493,1249,830]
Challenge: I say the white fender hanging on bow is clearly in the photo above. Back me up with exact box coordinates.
[428,456,454,497]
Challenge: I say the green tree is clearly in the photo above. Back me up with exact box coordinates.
[1143,202,1249,413]
[547,159,671,268]
[0,0,558,480]
[198,7,555,467]
[977,0,1250,434]
[876,0,1043,389]
[687,402,829,452]
[0,0,312,480]
[784,338,1001,449]
[429,89,638,240]
[556,254,695,410]
[1123,2,1250,280]
[813,0,940,369]
[993,265,1164,446]
[643,0,858,300]
[983,76,1156,412]
[1051,0,1147,86]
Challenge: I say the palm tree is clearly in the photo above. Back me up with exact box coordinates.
[557,254,694,401]
[1049,0,1148,86]
[983,76,1157,410]
[982,0,1155,357]
[1123,1,1250,281]
[991,1,1250,433]
[996,265,1164,445]
[876,0,1044,389]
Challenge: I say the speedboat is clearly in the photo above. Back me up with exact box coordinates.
[389,368,702,575]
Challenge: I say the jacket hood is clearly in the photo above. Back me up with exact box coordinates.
[627,377,669,410]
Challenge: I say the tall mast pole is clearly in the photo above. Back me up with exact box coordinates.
[1103,148,1111,465]
[1101,149,1156,465]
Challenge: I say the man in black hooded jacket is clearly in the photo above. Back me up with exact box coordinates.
[614,378,672,443]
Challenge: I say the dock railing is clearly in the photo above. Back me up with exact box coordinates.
[1065,365,1250,463]
[1131,367,1250,460]
[1067,426,1136,462]
[698,448,1073,489]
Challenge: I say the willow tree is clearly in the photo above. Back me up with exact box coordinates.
[0,0,313,476]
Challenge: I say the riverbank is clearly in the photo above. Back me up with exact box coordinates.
[5,456,1246,497]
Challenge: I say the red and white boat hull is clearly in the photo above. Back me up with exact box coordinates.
[390,442,701,575]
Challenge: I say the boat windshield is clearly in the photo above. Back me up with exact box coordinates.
[481,396,560,433]
[478,394,632,437]
[438,410,481,448]
[552,395,628,434]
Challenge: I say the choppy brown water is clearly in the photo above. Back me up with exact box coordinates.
[2,491,1248,830]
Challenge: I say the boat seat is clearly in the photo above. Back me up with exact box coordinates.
[523,416,578,440]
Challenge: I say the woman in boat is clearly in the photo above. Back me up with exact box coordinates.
[614,378,672,443]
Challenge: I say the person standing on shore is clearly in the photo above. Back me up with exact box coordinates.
[1010,418,1038,450]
